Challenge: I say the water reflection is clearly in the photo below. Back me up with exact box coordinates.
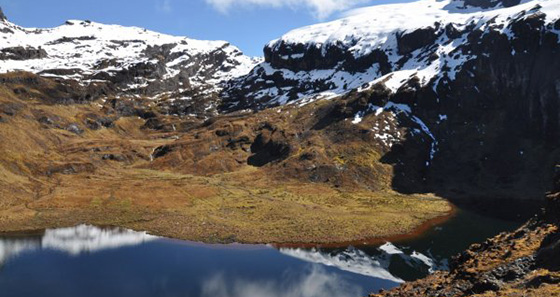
[0,225,396,297]
[0,225,157,265]
[279,242,448,284]
[0,207,526,297]
[42,224,157,255]
[201,266,363,297]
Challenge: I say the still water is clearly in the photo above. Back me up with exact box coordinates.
[0,204,535,297]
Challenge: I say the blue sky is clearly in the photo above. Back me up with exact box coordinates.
[0,0,415,57]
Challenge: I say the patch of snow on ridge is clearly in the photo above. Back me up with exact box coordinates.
[232,0,560,108]
[351,101,436,154]
[271,0,559,58]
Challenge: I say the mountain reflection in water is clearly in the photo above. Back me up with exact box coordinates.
[0,225,400,297]
[0,225,157,264]
[0,206,527,297]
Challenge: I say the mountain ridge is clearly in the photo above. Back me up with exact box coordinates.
[0,9,260,116]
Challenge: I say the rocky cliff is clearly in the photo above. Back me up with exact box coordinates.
[222,0,560,202]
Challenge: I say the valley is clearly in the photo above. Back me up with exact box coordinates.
[1,0,560,296]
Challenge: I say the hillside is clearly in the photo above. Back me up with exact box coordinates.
[0,1,559,292]
[223,0,560,202]
[0,12,259,116]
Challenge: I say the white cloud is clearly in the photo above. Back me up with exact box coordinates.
[205,0,370,19]
[156,0,172,13]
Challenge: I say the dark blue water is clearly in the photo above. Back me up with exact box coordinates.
[0,202,536,297]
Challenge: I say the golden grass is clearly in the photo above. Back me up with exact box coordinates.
[0,80,451,244]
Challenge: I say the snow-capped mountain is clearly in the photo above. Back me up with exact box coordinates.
[0,9,259,115]
[220,0,560,197]
[222,0,560,110]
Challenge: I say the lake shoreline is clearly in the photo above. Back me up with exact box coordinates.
[0,200,455,248]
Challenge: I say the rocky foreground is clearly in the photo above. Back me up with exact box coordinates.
[371,174,560,297]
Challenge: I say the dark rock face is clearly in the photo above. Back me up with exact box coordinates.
[0,47,48,60]
[224,4,560,202]
[458,0,522,9]
[397,27,438,55]
[265,41,347,71]
[371,20,560,199]
[247,124,291,167]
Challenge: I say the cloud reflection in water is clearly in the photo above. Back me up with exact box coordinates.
[201,265,364,297]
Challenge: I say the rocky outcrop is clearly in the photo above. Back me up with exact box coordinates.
[247,123,291,167]
[0,46,48,60]
[372,179,560,297]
